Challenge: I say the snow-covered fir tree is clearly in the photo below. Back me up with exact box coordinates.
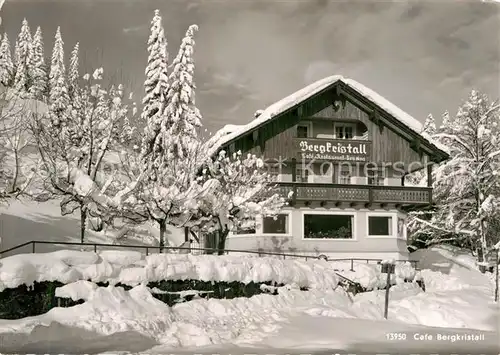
[408,90,500,270]
[439,110,451,131]
[68,42,79,100]
[190,150,287,254]
[133,12,207,250]
[140,9,170,167]
[28,26,47,99]
[0,33,14,86]
[13,18,33,93]
[162,24,202,160]
[422,114,437,135]
[48,26,69,124]
[405,114,438,187]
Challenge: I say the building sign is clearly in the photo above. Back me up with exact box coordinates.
[295,138,370,162]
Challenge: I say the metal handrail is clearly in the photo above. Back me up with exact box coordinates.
[0,239,367,291]
[0,240,318,260]
[328,257,419,271]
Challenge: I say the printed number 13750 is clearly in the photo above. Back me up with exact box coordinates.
[386,333,407,340]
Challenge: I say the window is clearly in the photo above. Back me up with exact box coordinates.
[303,214,353,239]
[263,214,289,234]
[367,168,385,186]
[368,216,393,236]
[296,166,309,183]
[339,165,351,184]
[335,125,354,139]
[297,124,310,138]
[234,220,256,235]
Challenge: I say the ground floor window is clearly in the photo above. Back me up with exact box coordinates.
[263,214,289,234]
[303,214,353,239]
[368,216,393,236]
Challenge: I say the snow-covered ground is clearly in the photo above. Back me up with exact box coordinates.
[0,199,185,255]
[0,245,498,353]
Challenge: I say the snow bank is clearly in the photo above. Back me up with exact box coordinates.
[412,245,495,293]
[55,280,98,301]
[1,284,174,339]
[394,262,417,282]
[0,253,82,290]
[0,281,350,345]
[99,250,143,266]
[0,250,339,291]
[332,261,417,290]
[340,263,385,290]
[0,268,496,348]
[412,245,479,272]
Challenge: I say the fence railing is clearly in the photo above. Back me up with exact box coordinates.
[0,240,320,260]
[0,241,419,269]
[327,257,419,271]
[0,240,422,291]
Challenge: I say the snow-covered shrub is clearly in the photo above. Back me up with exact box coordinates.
[395,262,416,283]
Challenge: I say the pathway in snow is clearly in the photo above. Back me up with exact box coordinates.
[258,314,499,353]
[0,321,158,354]
[1,316,497,355]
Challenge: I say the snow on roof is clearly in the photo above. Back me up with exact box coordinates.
[209,75,449,157]
[205,123,246,154]
[343,78,449,154]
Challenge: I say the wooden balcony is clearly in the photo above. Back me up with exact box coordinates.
[277,182,432,208]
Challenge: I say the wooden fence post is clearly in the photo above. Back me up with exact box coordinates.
[495,249,499,303]
[381,262,395,319]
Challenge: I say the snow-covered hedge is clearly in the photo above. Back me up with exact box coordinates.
[0,250,339,291]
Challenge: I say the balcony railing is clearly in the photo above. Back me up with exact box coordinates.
[277,182,432,206]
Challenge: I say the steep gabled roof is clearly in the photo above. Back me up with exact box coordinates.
[209,75,449,161]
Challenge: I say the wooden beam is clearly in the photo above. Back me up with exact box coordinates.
[410,138,421,151]
[297,105,303,116]
[292,185,297,206]
[369,110,384,133]
[332,85,346,112]
[427,164,433,187]
[368,187,374,205]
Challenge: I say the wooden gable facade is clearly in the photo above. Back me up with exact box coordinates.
[220,80,448,173]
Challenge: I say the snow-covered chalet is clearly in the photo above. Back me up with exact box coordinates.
[211,75,449,260]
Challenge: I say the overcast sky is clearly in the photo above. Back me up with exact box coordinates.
[1,0,499,134]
